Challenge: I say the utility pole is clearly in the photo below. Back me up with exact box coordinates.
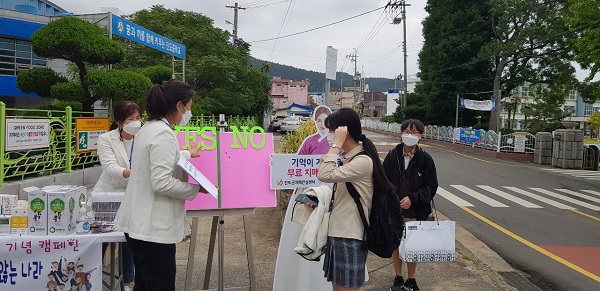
[388,0,410,120]
[347,49,358,109]
[226,3,246,46]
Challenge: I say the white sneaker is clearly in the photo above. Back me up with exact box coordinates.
[124,287,132,291]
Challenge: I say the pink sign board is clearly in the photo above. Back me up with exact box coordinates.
[176,127,275,210]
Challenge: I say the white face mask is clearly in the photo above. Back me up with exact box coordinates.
[179,107,193,126]
[402,134,419,146]
[122,120,141,135]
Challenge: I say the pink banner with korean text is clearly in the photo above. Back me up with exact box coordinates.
[0,234,101,291]
[176,126,276,210]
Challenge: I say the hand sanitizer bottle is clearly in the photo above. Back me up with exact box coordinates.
[76,202,91,234]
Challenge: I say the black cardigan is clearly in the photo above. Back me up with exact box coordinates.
[383,144,438,221]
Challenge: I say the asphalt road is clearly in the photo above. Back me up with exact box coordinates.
[368,131,600,291]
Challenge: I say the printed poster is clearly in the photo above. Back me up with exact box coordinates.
[0,235,101,290]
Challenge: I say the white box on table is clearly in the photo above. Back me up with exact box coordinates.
[1,194,19,215]
[10,205,28,235]
[26,189,48,235]
[46,187,84,236]
[0,215,10,235]
[90,189,125,222]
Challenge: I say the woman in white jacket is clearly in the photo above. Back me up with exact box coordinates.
[114,80,208,291]
[93,101,142,291]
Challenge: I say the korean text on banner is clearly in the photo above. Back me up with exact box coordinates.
[460,98,496,111]
[270,154,326,189]
[0,235,102,290]
[5,119,50,151]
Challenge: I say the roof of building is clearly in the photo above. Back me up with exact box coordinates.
[287,103,314,114]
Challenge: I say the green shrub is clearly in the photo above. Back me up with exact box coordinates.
[281,120,316,153]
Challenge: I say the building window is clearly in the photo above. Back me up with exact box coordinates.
[277,84,281,86]
[521,86,529,97]
[563,105,575,117]
[568,89,577,100]
[584,102,594,116]
[0,37,46,76]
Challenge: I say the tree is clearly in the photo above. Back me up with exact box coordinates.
[567,0,600,81]
[142,66,173,84]
[30,17,125,111]
[87,70,152,106]
[16,67,67,98]
[115,5,270,117]
[587,112,600,139]
[416,0,495,125]
[567,0,600,102]
[483,0,576,131]
[521,84,571,133]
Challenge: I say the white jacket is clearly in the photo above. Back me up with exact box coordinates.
[92,129,130,192]
[114,119,200,244]
[293,185,332,261]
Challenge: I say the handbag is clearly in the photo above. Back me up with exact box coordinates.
[399,220,456,263]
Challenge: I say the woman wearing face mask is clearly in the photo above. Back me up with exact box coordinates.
[114,80,209,291]
[92,100,141,291]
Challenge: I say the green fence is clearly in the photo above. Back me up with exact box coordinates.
[0,102,260,186]
[0,102,108,186]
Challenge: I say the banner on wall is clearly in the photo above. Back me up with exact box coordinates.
[0,235,101,290]
[459,128,482,143]
[176,126,276,210]
[460,98,496,111]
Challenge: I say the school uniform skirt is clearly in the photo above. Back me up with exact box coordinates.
[323,236,368,288]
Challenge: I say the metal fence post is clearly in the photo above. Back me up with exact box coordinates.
[65,106,73,173]
[497,132,501,153]
[0,102,5,186]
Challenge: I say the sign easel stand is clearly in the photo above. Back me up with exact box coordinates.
[184,209,257,291]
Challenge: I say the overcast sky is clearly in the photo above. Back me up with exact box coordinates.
[51,0,591,82]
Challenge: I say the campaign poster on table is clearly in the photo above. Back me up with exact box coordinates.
[176,126,276,210]
[0,235,101,290]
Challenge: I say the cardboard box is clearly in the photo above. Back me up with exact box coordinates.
[27,189,48,235]
[0,215,10,236]
[10,205,27,235]
[22,185,89,236]
[1,194,18,215]
[46,186,85,236]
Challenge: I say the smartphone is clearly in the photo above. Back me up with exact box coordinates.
[295,193,319,207]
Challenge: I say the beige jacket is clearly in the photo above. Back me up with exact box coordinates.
[92,129,130,192]
[114,119,200,244]
[317,144,373,241]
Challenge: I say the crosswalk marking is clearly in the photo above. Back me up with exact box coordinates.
[502,187,575,209]
[540,168,600,180]
[529,188,600,211]
[581,190,600,197]
[476,185,543,208]
[437,187,474,207]
[555,189,600,204]
[450,185,509,207]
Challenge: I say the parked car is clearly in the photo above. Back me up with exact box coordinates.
[269,115,287,132]
[280,116,303,133]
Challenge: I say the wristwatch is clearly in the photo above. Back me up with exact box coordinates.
[331,143,340,149]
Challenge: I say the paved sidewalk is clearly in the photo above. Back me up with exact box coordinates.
[156,207,536,291]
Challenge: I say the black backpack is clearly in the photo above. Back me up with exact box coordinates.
[346,155,404,258]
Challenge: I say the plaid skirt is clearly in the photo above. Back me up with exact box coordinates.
[323,236,368,288]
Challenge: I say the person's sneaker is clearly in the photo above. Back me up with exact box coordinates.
[124,286,132,291]
[402,278,420,291]
[390,275,404,291]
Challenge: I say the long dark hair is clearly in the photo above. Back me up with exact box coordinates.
[110,101,141,130]
[325,108,394,191]
[146,79,195,121]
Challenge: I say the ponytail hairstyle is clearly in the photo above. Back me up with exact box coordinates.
[110,101,142,131]
[145,79,195,121]
[325,108,394,191]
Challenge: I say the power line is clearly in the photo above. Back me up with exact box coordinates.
[247,6,386,43]
[269,0,294,60]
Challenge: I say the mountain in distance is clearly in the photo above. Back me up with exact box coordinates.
[249,57,402,93]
